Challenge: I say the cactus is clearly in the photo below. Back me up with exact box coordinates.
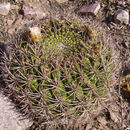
[6,19,114,129]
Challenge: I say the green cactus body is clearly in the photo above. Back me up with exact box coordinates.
[7,19,114,128]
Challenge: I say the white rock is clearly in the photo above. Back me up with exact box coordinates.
[0,3,10,16]
[27,27,41,42]
[114,10,129,24]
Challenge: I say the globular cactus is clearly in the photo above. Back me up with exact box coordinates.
[6,19,114,129]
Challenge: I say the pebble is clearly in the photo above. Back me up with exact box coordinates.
[78,3,101,16]
[21,5,46,20]
[26,27,41,42]
[7,20,13,26]
[0,3,10,16]
[114,10,129,24]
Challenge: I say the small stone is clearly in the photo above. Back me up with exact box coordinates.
[56,0,68,3]
[0,3,10,16]
[7,20,13,26]
[26,27,41,42]
[78,3,100,16]
[114,10,129,24]
[21,5,46,20]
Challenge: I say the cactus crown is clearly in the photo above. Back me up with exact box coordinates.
[7,19,114,128]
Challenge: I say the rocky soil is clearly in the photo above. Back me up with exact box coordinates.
[0,0,129,130]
